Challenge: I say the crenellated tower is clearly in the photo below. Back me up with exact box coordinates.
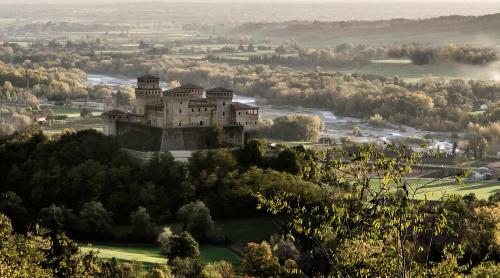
[135,75,162,115]
[206,87,233,125]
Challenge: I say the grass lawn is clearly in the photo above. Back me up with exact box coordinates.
[79,242,241,267]
[371,178,500,200]
[83,216,280,267]
[413,179,500,200]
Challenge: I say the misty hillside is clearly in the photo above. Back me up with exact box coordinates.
[226,13,500,47]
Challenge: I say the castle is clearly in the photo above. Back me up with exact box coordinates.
[102,75,259,151]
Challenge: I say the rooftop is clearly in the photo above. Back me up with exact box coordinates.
[138,74,159,80]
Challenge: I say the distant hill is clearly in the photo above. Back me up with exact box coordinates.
[224,14,500,47]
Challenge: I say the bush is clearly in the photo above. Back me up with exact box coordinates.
[201,261,235,278]
[241,241,281,277]
[158,229,200,260]
[176,201,214,240]
[130,206,158,241]
[78,201,112,235]
[260,114,324,142]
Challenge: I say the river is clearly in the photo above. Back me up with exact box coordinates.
[87,73,451,145]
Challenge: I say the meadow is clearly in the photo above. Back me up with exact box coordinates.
[79,216,282,268]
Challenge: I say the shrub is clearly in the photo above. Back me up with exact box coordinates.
[130,206,158,241]
[176,201,214,240]
[241,241,281,277]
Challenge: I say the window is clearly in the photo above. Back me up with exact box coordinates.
[200,120,203,126]
[198,108,201,112]
[238,112,241,115]
[179,109,182,113]
[223,112,225,116]
[178,121,182,126]
[222,102,226,106]
[192,109,194,112]
[205,108,207,111]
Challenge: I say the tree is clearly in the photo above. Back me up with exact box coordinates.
[255,145,467,277]
[157,229,200,260]
[275,148,302,175]
[3,81,13,94]
[241,241,281,277]
[130,206,158,240]
[78,201,112,235]
[39,203,77,231]
[80,108,92,118]
[176,201,214,240]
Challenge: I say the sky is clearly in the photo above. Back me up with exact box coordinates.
[1,0,498,3]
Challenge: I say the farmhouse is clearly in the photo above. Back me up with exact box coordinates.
[102,75,259,151]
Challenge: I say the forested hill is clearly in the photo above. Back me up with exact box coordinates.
[226,13,500,46]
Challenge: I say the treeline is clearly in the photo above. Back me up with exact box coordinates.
[248,43,497,67]
[0,61,119,100]
[5,21,129,35]
[1,130,498,277]
[0,130,322,240]
[0,107,32,138]
[389,44,498,65]
[3,50,500,131]
[249,43,386,67]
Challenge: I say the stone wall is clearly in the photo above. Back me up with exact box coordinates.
[114,121,244,151]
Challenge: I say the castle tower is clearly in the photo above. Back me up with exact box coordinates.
[163,86,191,127]
[135,75,162,115]
[206,87,233,125]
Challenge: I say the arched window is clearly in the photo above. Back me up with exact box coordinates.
[179,109,182,113]
[222,101,226,106]
[200,120,203,126]
[223,112,225,116]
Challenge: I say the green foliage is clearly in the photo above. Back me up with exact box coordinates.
[254,144,479,277]
[177,201,214,240]
[201,261,235,278]
[78,201,112,236]
[241,241,281,277]
[158,229,200,260]
[259,114,324,142]
[130,206,158,240]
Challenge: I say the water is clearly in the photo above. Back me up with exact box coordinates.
[87,73,448,142]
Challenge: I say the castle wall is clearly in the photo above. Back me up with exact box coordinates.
[113,121,244,151]
[187,107,214,126]
[233,109,259,130]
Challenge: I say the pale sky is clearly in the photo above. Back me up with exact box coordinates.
[1,0,498,3]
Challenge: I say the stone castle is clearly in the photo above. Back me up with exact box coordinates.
[102,75,259,151]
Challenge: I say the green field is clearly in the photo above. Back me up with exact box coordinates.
[80,216,281,268]
[372,178,500,200]
[79,243,241,268]
[413,179,500,200]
